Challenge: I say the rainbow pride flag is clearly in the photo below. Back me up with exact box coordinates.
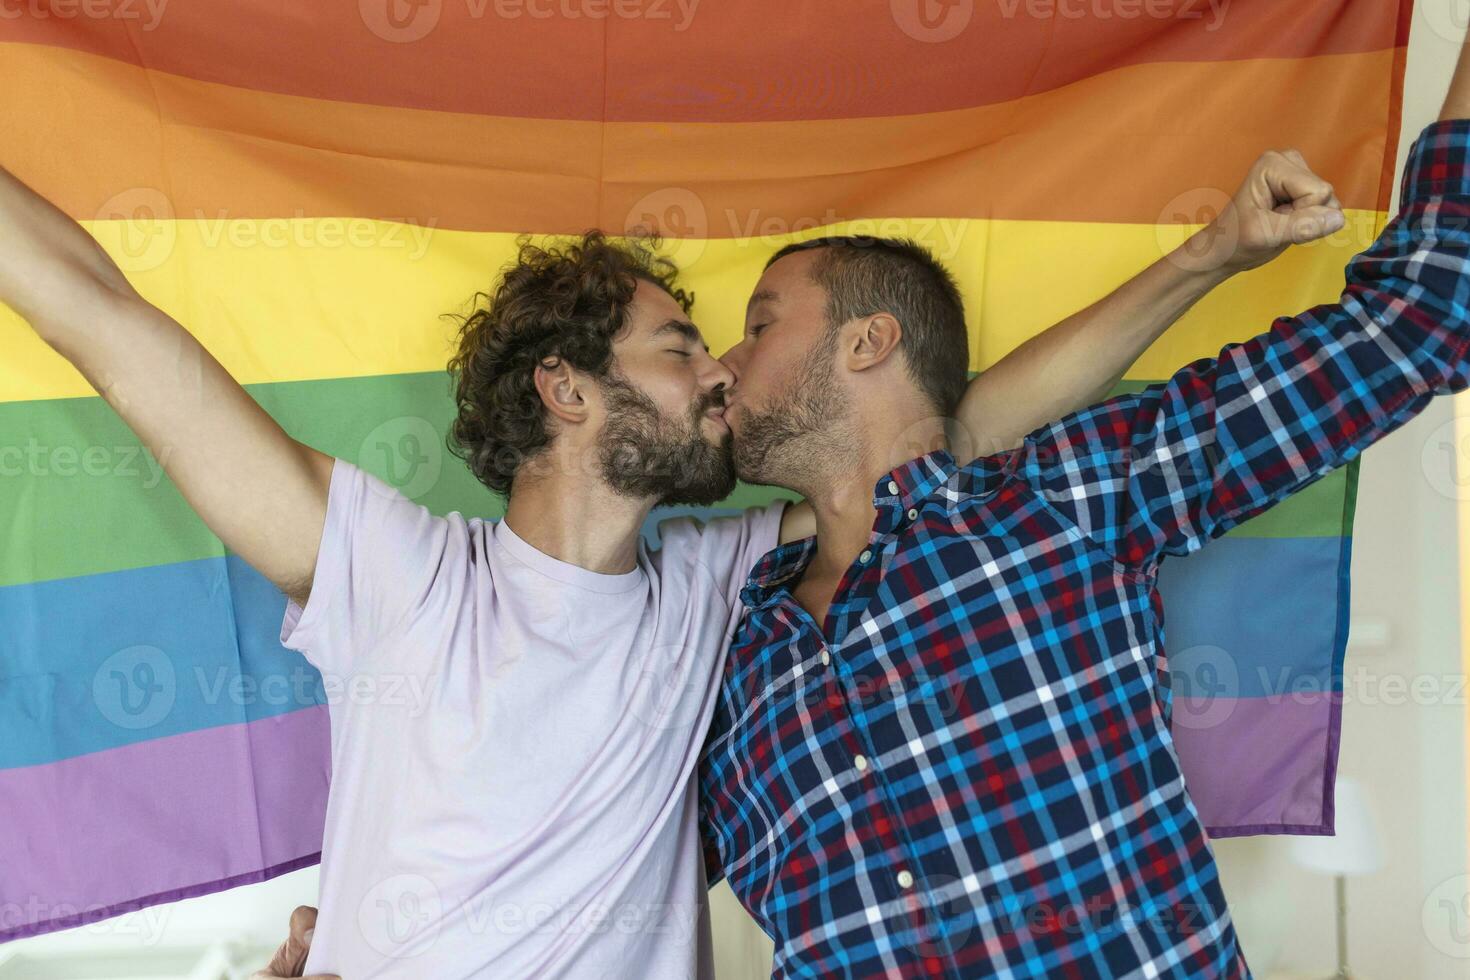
[0,0,1413,941]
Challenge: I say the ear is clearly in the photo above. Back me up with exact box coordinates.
[533,355,590,425]
[843,312,904,374]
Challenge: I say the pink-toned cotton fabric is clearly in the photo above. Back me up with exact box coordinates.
[281,458,784,979]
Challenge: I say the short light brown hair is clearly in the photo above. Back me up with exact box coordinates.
[767,236,969,415]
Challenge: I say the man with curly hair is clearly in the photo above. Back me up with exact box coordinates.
[2,163,1332,973]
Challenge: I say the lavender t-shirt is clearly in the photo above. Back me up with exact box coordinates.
[279,459,784,979]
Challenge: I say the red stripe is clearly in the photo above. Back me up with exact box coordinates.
[0,43,1403,232]
[0,0,1403,121]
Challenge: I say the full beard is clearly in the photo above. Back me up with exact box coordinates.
[597,373,737,506]
[732,331,849,487]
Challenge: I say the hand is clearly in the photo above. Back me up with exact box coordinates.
[249,905,339,980]
[1185,148,1346,275]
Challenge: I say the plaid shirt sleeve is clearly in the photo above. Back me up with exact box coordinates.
[1014,118,1470,571]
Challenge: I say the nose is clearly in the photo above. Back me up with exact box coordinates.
[717,343,745,388]
[700,348,737,397]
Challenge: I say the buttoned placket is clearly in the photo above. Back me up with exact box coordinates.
[733,451,961,965]
[780,472,939,946]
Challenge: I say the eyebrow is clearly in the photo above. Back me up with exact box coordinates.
[653,318,709,352]
[746,289,778,314]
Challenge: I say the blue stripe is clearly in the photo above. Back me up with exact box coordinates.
[1158,535,1343,698]
[0,531,1339,769]
[0,555,325,770]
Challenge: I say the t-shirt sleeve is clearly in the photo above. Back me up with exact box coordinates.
[654,500,787,613]
[279,457,461,676]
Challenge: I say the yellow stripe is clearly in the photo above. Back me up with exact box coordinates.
[1,212,1385,403]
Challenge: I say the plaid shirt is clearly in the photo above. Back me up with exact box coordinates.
[699,118,1470,979]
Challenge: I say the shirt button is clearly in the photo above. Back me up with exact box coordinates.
[906,508,918,521]
[854,754,869,772]
[887,480,899,495]
[820,650,831,666]
[897,869,914,889]
[859,549,872,563]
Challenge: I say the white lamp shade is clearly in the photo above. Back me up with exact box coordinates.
[1287,777,1386,877]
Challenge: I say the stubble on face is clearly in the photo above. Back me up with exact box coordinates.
[731,325,850,488]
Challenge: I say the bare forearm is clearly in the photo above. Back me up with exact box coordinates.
[0,163,135,335]
[0,162,332,601]
[957,239,1234,454]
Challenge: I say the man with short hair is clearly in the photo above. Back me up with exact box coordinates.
[694,46,1470,980]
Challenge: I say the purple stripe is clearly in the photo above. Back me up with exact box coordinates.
[1169,693,1342,837]
[0,706,328,942]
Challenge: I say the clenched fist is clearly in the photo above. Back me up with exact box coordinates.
[1186,147,1347,274]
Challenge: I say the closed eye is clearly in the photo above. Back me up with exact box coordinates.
[668,349,692,357]
[749,323,769,337]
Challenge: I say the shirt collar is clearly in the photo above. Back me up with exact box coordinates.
[872,448,959,519]
[740,448,994,610]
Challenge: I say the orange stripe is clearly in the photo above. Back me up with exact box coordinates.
[0,43,1398,233]
[1375,1,1415,212]
[0,0,1404,122]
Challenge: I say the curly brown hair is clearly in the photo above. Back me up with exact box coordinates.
[444,230,694,497]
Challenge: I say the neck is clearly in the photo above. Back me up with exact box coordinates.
[501,444,653,575]
[797,407,948,580]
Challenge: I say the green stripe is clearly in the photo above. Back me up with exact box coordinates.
[0,372,1343,588]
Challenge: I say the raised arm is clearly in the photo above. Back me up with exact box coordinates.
[776,145,1347,545]
[955,148,1348,457]
[1019,103,1470,569]
[0,166,333,605]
